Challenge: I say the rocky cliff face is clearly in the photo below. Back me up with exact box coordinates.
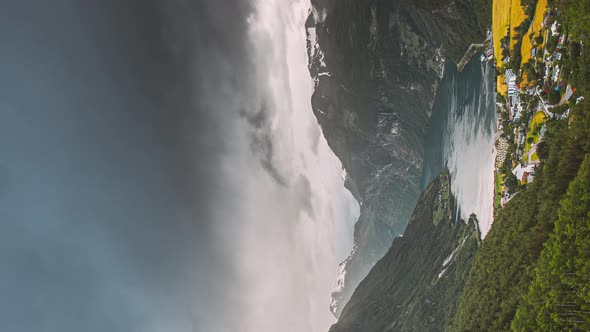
[329,172,481,332]
[305,0,489,317]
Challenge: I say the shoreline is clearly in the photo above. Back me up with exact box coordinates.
[456,41,489,72]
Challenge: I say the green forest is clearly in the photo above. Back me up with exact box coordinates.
[451,1,590,331]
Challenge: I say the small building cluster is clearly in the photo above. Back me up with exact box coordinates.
[493,12,584,209]
[495,137,509,169]
[512,163,536,184]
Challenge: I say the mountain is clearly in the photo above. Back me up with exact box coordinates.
[305,0,490,316]
[328,172,481,332]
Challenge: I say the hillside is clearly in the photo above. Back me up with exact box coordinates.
[329,172,481,332]
[325,1,590,330]
[452,102,590,331]
[452,2,590,329]
[306,0,490,317]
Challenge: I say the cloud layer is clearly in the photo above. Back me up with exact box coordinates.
[0,1,358,331]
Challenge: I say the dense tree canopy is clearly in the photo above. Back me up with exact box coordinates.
[512,155,590,331]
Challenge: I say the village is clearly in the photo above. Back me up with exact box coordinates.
[489,2,584,209]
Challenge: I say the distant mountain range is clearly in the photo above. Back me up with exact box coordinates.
[305,0,490,318]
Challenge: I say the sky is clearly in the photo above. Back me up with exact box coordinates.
[0,1,358,331]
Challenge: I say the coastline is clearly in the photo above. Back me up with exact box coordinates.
[457,43,487,72]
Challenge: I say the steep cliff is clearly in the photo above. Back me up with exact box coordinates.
[305,0,490,316]
[329,172,481,332]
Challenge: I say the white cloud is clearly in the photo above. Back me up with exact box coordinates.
[195,1,360,331]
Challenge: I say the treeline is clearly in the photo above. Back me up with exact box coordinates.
[450,2,590,330]
[512,154,590,331]
[552,0,590,94]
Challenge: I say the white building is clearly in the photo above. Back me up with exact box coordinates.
[506,69,519,106]
[495,137,509,168]
[559,84,574,105]
[506,69,517,92]
[513,164,536,183]
[552,65,560,83]
[551,21,560,36]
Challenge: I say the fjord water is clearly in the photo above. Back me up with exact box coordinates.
[422,58,497,237]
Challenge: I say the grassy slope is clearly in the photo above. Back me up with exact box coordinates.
[330,173,481,332]
[493,0,511,96]
[523,111,548,162]
[493,0,511,63]
[493,0,532,94]
[494,171,503,209]
[521,0,547,65]
[510,0,527,49]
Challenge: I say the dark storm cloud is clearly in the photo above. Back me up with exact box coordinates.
[0,0,255,331]
[239,107,270,130]
[239,107,288,186]
[0,1,360,331]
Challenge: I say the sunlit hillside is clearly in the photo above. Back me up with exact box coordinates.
[521,0,547,66]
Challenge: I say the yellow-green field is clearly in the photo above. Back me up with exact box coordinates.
[494,171,504,209]
[510,0,527,49]
[492,0,528,57]
[493,0,528,96]
[521,0,547,66]
[531,110,548,128]
[497,75,508,95]
[523,111,548,162]
[493,0,511,64]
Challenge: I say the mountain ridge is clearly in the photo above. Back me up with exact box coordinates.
[305,0,491,317]
[328,172,481,332]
